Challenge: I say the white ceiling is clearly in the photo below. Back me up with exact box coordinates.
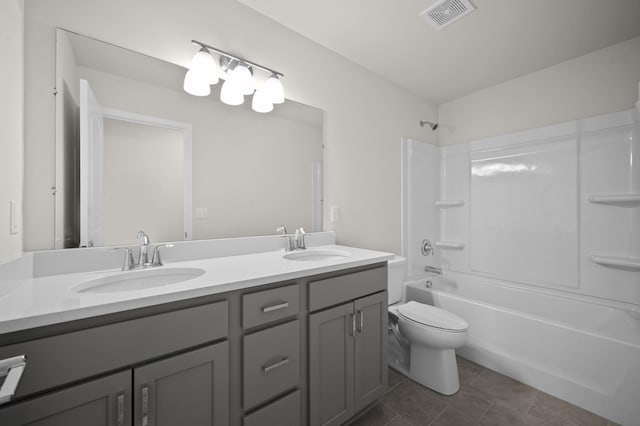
[235,0,640,104]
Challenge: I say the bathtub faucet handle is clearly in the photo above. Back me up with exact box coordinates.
[421,239,434,256]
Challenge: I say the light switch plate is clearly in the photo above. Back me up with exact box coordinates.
[195,207,208,219]
[9,200,19,234]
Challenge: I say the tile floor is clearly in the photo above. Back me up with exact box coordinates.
[351,357,618,426]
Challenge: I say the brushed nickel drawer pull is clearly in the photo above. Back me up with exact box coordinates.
[262,356,290,373]
[261,301,289,313]
[116,393,125,426]
[141,385,149,426]
[348,313,355,336]
[0,355,26,405]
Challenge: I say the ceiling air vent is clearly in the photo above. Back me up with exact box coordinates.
[420,0,475,29]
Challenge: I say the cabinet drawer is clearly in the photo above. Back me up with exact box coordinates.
[0,301,228,401]
[243,320,300,410]
[244,390,301,426]
[309,265,386,311]
[243,284,299,329]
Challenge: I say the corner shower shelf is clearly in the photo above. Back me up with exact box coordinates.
[589,255,640,271]
[435,200,465,207]
[435,241,466,250]
[588,193,640,207]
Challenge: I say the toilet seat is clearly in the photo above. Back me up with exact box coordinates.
[397,301,468,332]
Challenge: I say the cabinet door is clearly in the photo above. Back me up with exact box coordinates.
[354,291,388,412]
[133,342,228,426]
[0,370,131,426]
[309,303,355,426]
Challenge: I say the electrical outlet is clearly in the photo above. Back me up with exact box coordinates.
[195,207,208,219]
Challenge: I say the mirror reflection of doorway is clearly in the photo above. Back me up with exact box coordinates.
[79,79,192,247]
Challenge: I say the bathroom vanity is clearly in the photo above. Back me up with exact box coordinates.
[0,243,390,426]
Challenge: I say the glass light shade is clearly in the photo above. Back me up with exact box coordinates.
[263,74,285,104]
[183,68,211,96]
[251,88,274,113]
[220,79,244,106]
[191,48,219,85]
[228,63,254,96]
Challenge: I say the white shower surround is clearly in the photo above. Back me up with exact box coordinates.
[401,106,639,424]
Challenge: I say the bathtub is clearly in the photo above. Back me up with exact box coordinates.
[404,272,640,425]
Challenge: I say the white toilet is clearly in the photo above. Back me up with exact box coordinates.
[387,256,468,395]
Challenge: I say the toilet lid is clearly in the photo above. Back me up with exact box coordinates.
[397,301,468,332]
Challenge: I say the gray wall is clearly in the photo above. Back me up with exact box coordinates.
[0,0,24,260]
[439,36,640,146]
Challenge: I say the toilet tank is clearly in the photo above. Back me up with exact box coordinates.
[387,256,407,305]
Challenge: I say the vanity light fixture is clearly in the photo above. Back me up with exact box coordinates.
[184,40,285,113]
[183,47,219,96]
[251,87,274,113]
[263,74,285,104]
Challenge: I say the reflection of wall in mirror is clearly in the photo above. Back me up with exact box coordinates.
[103,119,184,246]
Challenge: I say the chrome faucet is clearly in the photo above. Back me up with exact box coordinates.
[278,226,308,252]
[111,232,173,270]
[137,231,151,266]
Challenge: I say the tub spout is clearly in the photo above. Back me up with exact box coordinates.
[425,265,442,275]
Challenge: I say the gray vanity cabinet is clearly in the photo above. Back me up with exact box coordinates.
[309,303,356,426]
[353,292,387,411]
[0,370,132,426]
[0,342,229,426]
[133,342,229,426]
[0,300,229,426]
[308,264,388,426]
[0,262,388,426]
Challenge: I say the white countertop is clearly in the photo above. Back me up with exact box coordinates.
[0,245,393,334]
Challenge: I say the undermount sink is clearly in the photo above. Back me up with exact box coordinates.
[74,267,205,294]
[283,249,350,261]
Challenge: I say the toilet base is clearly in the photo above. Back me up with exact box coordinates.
[409,345,460,395]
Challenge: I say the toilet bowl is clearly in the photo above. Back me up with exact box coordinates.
[387,257,468,395]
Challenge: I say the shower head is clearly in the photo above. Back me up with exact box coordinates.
[420,121,438,130]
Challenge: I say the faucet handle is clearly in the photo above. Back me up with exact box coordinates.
[110,248,135,271]
[280,235,295,252]
[295,228,307,250]
[137,231,150,245]
[150,244,174,266]
[421,239,434,256]
[276,225,288,235]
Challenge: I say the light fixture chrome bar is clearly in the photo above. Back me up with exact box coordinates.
[191,40,284,77]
